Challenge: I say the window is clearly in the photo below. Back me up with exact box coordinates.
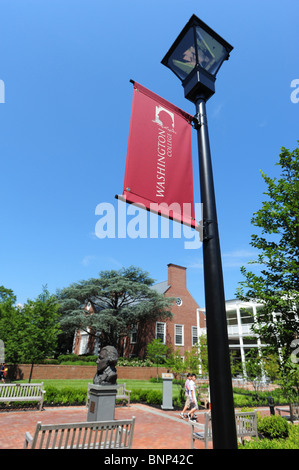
[175,324,184,346]
[156,322,166,343]
[240,308,254,325]
[130,324,138,344]
[79,331,89,355]
[192,326,198,346]
[226,310,238,326]
[93,334,100,355]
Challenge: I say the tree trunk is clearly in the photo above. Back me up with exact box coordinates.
[28,363,34,383]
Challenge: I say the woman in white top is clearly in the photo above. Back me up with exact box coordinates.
[188,374,198,421]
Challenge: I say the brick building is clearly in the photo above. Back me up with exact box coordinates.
[73,263,205,360]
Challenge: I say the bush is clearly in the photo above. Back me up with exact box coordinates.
[240,437,286,449]
[145,390,162,405]
[173,396,183,408]
[240,423,299,449]
[44,385,86,406]
[117,357,155,367]
[57,354,97,364]
[257,414,289,439]
[232,387,290,408]
[131,389,149,403]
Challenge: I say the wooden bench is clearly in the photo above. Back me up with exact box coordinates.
[116,383,131,405]
[198,393,209,409]
[24,417,135,449]
[0,383,46,410]
[277,403,299,423]
[191,411,258,449]
[86,382,131,406]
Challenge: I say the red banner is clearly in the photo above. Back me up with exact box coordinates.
[118,81,197,228]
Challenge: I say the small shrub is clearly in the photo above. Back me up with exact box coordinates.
[145,390,162,405]
[57,354,97,364]
[117,358,155,367]
[44,385,86,406]
[130,388,163,405]
[131,389,148,403]
[240,424,299,449]
[257,414,289,439]
[173,396,182,408]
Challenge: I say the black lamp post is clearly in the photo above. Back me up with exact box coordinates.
[162,14,237,449]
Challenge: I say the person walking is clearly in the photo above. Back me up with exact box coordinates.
[179,373,191,419]
[0,363,6,383]
[188,373,198,421]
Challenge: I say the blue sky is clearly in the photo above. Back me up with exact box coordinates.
[0,0,298,308]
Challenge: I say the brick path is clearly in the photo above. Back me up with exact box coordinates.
[0,404,208,449]
[0,404,273,450]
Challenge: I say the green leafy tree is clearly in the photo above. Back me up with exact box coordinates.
[57,266,173,352]
[22,286,60,381]
[146,338,169,362]
[146,338,169,381]
[237,144,299,365]
[278,358,299,404]
[184,345,201,375]
[243,349,265,400]
[0,286,23,364]
[197,334,209,376]
[165,346,185,378]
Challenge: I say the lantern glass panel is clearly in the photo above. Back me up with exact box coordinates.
[195,26,228,76]
[165,27,196,81]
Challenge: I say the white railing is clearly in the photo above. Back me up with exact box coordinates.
[227,324,253,336]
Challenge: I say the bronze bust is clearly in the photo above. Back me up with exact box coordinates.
[93,345,118,385]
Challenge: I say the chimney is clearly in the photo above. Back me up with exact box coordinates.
[167,263,187,290]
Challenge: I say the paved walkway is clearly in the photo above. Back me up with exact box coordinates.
[0,404,273,450]
[0,404,207,450]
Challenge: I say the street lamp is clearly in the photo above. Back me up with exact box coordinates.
[162,14,237,449]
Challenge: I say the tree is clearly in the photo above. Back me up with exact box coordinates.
[146,338,169,381]
[237,144,299,365]
[197,334,209,377]
[22,286,60,381]
[0,286,23,364]
[278,358,299,404]
[0,286,60,380]
[165,346,185,378]
[57,266,174,352]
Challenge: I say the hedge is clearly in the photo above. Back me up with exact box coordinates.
[28,355,156,367]
[240,416,299,449]
[0,384,296,410]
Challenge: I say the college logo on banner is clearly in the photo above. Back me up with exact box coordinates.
[117,81,197,229]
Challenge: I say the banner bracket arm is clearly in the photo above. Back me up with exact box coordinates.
[200,219,214,242]
[192,111,207,129]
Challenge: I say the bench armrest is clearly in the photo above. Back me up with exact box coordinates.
[277,407,288,415]
[24,432,33,449]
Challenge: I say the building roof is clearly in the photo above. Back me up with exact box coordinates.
[150,281,170,295]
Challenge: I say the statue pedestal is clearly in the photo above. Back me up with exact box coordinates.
[87,384,117,422]
[161,373,174,410]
